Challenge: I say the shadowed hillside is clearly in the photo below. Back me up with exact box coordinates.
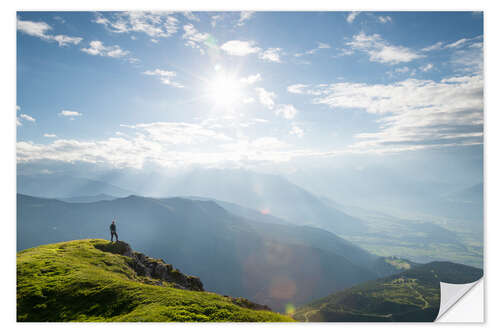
[292,261,483,322]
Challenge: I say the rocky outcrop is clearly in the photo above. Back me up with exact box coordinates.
[94,241,204,291]
[94,240,273,311]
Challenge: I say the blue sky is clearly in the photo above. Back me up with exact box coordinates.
[16,11,483,185]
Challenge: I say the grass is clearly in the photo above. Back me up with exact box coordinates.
[17,239,294,322]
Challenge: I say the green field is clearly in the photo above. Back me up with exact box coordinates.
[17,239,294,322]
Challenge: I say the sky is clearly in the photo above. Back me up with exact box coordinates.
[16,11,484,187]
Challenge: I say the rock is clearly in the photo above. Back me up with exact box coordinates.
[94,240,204,292]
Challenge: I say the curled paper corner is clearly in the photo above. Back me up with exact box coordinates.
[435,278,483,322]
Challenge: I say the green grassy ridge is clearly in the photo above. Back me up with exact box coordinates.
[292,261,483,322]
[17,239,294,322]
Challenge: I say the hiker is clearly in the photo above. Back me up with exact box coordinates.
[110,220,118,242]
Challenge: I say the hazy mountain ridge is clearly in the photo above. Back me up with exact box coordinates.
[18,193,379,311]
[18,174,132,198]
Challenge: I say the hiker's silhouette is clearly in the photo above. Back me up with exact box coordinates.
[110,220,118,242]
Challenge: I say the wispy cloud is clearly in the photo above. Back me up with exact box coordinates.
[259,48,282,63]
[182,24,212,54]
[275,104,298,119]
[182,11,200,22]
[220,40,261,56]
[81,41,130,58]
[290,74,483,151]
[346,11,360,23]
[240,73,262,85]
[17,18,82,46]
[378,16,392,24]
[44,133,57,138]
[143,69,184,88]
[445,38,468,49]
[59,110,82,117]
[20,114,36,123]
[211,14,223,28]
[346,32,423,64]
[295,42,331,58]
[421,41,443,52]
[237,11,255,26]
[95,12,179,39]
[420,63,434,72]
[255,87,277,110]
[290,125,304,138]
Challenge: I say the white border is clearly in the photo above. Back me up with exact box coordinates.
[3,1,498,332]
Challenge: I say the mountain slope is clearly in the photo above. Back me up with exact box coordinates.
[164,169,367,235]
[17,194,378,312]
[17,174,132,198]
[17,239,293,322]
[292,261,483,322]
[60,193,118,203]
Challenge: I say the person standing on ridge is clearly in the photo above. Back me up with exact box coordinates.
[110,220,118,242]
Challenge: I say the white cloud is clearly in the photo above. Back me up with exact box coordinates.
[287,84,309,94]
[290,125,304,138]
[143,69,184,88]
[20,114,36,122]
[211,15,223,28]
[237,11,255,26]
[317,42,331,49]
[346,32,423,64]
[182,11,200,22]
[16,105,21,111]
[295,42,331,57]
[450,43,483,74]
[255,87,276,110]
[17,118,22,127]
[44,133,57,138]
[293,74,483,151]
[259,48,282,63]
[275,104,298,119]
[378,16,392,23]
[121,122,232,145]
[182,24,212,53]
[52,35,83,46]
[95,12,179,39]
[445,38,468,49]
[240,73,262,85]
[220,40,261,56]
[17,19,52,38]
[346,11,360,23]
[81,41,130,58]
[17,18,82,46]
[470,42,483,49]
[421,41,443,52]
[59,110,82,117]
[420,63,434,72]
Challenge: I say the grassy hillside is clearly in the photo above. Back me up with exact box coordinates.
[292,261,483,322]
[17,239,294,322]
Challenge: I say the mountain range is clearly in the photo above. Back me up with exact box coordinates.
[18,193,384,311]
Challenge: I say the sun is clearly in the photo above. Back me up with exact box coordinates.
[207,72,243,107]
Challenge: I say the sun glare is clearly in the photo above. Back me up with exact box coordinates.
[207,73,243,107]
